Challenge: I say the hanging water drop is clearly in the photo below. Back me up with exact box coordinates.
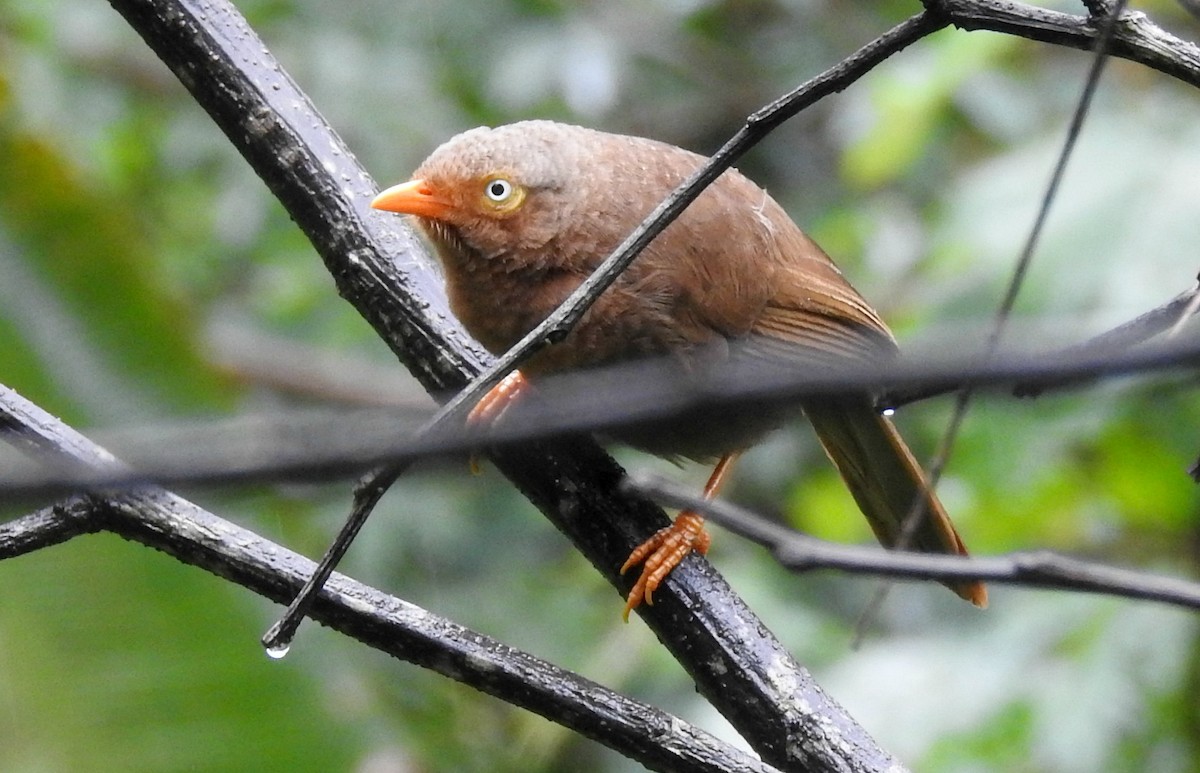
[265,642,291,660]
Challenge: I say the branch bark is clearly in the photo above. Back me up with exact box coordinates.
[934,0,1200,88]
[627,473,1200,611]
[0,386,783,773]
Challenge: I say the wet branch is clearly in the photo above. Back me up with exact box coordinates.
[627,474,1200,611]
[0,388,783,773]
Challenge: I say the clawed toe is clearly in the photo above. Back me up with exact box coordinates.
[620,511,710,620]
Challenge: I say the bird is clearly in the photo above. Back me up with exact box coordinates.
[371,120,987,617]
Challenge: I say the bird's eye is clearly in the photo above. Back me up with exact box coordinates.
[479,176,526,215]
[485,179,514,202]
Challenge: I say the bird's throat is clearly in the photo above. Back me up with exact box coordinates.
[425,224,577,358]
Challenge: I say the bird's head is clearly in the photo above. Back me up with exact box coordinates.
[371,121,595,266]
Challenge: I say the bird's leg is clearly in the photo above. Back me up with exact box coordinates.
[620,451,741,619]
[468,369,530,425]
[466,370,530,473]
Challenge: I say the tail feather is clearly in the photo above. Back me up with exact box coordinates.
[803,397,988,607]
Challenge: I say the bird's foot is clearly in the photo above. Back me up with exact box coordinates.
[466,370,530,474]
[620,511,710,620]
[467,370,529,426]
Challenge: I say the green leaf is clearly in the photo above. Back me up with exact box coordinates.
[0,132,231,417]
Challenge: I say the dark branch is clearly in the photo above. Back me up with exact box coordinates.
[0,384,782,773]
[0,499,100,559]
[627,473,1200,611]
[427,11,950,433]
[5,315,1200,499]
[98,495,790,773]
[933,0,1200,89]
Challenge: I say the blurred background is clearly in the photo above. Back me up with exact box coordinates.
[3,0,1200,770]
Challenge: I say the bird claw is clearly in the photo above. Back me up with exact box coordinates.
[620,511,710,620]
[465,370,530,475]
[467,370,529,426]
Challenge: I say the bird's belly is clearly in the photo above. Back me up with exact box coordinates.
[606,384,792,462]
[449,264,786,458]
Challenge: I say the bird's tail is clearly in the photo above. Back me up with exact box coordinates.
[803,397,988,607]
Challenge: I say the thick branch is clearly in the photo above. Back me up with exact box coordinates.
[0,500,99,558]
[0,388,781,773]
[99,496,788,773]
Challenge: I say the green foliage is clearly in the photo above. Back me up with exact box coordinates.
[0,132,230,418]
[925,700,1037,771]
[841,29,1022,188]
[2,0,1199,771]
[0,535,361,772]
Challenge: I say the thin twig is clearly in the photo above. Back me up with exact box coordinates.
[853,0,1134,642]
[1168,275,1200,338]
[882,279,1200,407]
[627,473,1200,611]
[417,11,953,431]
[5,313,1200,499]
[1014,276,1200,398]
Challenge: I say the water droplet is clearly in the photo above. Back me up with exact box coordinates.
[265,642,291,660]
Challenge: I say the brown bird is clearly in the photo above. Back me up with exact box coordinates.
[371,120,987,616]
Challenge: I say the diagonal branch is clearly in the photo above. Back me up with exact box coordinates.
[428,11,950,426]
[881,275,1200,407]
[435,0,1200,424]
[0,389,784,773]
[264,6,950,655]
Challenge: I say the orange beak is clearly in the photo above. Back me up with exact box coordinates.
[371,178,453,220]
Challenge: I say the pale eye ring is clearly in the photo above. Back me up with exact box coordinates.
[485,178,514,202]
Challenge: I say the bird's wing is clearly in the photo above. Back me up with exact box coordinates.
[748,239,898,368]
[581,137,893,367]
[662,165,895,367]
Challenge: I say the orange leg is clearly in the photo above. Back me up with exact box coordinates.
[620,451,741,620]
[466,370,530,474]
[467,370,530,426]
